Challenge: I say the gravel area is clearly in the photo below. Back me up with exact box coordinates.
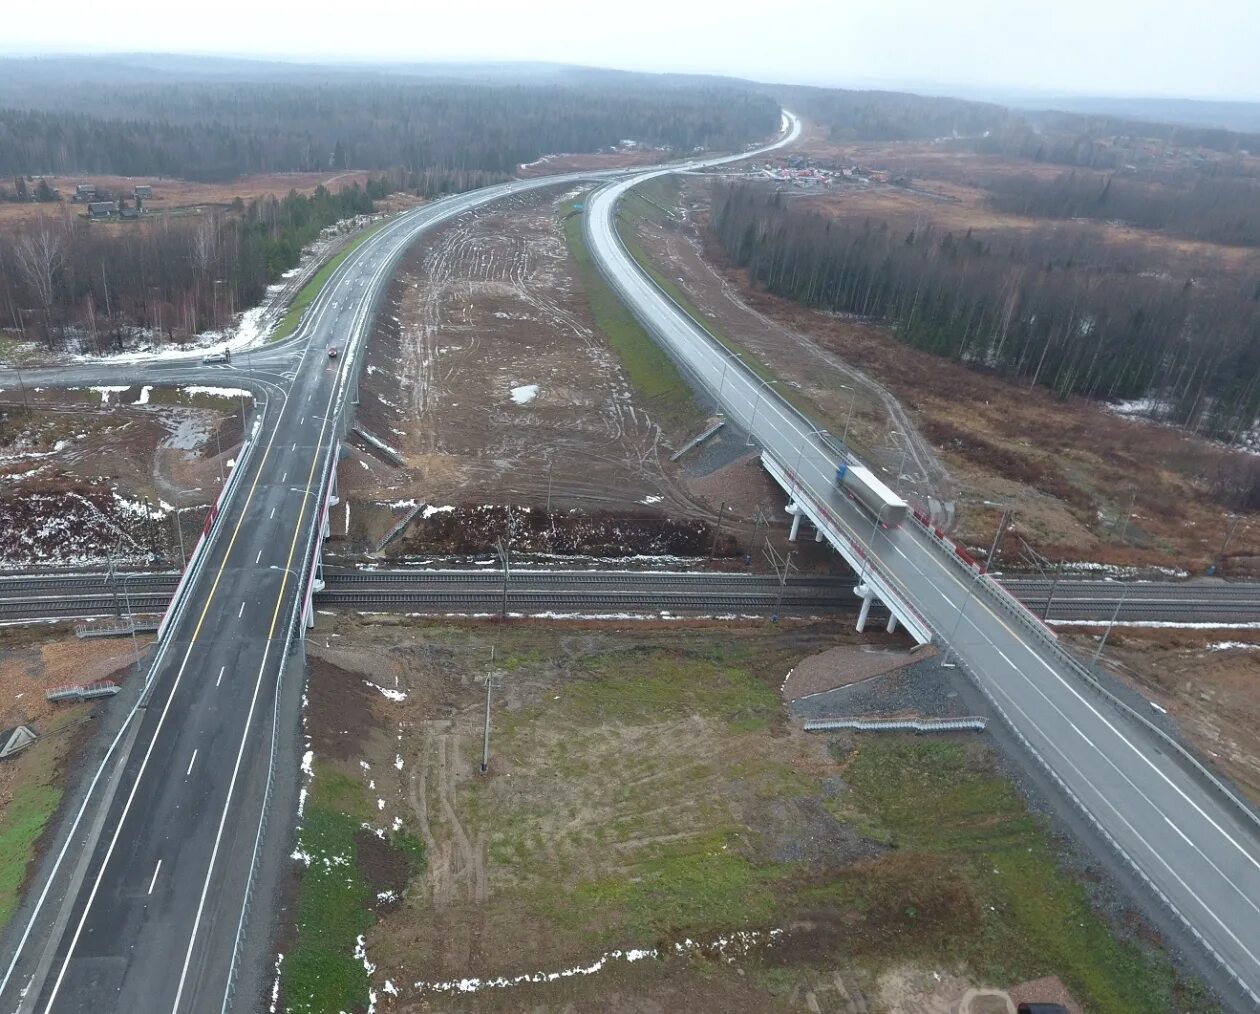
[790,651,969,722]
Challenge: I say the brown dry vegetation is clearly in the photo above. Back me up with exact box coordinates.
[628,171,1260,573]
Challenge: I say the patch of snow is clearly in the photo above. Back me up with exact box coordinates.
[413,929,781,995]
[269,954,284,1014]
[90,385,130,404]
[422,504,455,519]
[510,384,539,405]
[364,680,407,702]
[394,754,404,771]
[181,385,253,400]
[301,750,314,776]
[641,495,663,505]
[1206,641,1260,651]
[137,386,153,405]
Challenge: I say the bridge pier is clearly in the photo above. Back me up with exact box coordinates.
[886,612,898,634]
[855,586,874,632]
[786,503,803,542]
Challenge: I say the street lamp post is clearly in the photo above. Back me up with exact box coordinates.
[746,378,781,447]
[717,351,743,402]
[121,572,141,674]
[943,565,981,667]
[856,504,887,589]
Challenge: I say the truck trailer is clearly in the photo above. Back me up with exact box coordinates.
[835,463,908,527]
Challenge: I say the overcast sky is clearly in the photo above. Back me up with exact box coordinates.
[6,0,1258,102]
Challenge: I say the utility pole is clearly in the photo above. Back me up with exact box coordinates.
[986,507,1011,572]
[495,536,510,620]
[1091,582,1130,667]
[708,502,727,561]
[172,508,186,570]
[762,540,796,621]
[1216,514,1244,575]
[546,460,554,515]
[105,553,121,619]
[749,503,770,568]
[480,674,499,774]
[1043,558,1064,622]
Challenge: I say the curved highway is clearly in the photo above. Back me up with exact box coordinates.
[584,149,1260,1005]
[0,125,801,1013]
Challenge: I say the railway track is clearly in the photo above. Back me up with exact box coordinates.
[3,569,1260,624]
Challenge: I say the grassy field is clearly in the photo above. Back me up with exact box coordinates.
[562,202,704,436]
[284,764,423,1013]
[271,219,393,343]
[0,710,85,931]
[292,618,1207,1012]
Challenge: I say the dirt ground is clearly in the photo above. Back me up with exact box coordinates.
[0,389,240,568]
[626,172,1260,574]
[342,184,824,566]
[0,170,374,230]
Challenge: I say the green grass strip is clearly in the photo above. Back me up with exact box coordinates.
[563,203,703,434]
[271,219,393,343]
[615,183,829,428]
[0,783,62,929]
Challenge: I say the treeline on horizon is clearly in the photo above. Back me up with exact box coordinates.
[711,183,1260,443]
[0,59,781,181]
[782,84,1260,168]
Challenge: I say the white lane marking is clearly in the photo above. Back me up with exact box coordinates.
[185,750,197,777]
[281,472,287,483]
[255,550,262,564]
[147,860,162,896]
[988,665,1260,973]
[270,507,276,520]
[38,355,295,1012]
[237,601,245,619]
[291,443,296,452]
[216,666,224,687]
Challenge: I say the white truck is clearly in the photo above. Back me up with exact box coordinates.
[835,463,908,527]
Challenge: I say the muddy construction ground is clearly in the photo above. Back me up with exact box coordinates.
[341,185,824,568]
[0,387,244,569]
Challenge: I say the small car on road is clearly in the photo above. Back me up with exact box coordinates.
[201,350,230,365]
[327,346,339,359]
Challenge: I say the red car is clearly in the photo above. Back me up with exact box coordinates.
[327,346,338,359]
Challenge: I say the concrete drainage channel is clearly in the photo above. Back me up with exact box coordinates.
[803,717,988,734]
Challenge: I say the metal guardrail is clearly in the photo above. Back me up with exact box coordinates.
[804,717,987,733]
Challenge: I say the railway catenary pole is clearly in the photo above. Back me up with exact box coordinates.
[1091,581,1131,667]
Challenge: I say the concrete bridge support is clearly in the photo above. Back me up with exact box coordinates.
[787,503,803,542]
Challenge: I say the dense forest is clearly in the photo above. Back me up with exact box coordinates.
[711,183,1260,439]
[0,181,385,349]
[0,59,780,181]
[985,171,1260,247]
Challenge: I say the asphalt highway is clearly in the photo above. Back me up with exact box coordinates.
[585,146,1260,1004]
[0,125,804,1014]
